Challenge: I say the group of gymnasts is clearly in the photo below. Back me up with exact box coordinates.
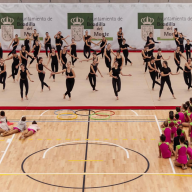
[0,27,192,101]
[142,29,192,100]
[0,110,40,140]
[158,97,192,169]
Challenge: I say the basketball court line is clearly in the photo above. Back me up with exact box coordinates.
[130,110,139,116]
[40,110,49,116]
[42,140,130,159]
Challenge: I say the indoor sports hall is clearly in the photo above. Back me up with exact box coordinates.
[0,1,192,192]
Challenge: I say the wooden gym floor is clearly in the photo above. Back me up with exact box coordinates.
[0,51,191,107]
[0,109,191,192]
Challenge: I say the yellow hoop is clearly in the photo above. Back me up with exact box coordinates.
[57,112,78,120]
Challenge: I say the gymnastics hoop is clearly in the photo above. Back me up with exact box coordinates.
[90,113,111,120]
[54,109,75,116]
[74,109,96,117]
[57,112,77,120]
[94,110,115,116]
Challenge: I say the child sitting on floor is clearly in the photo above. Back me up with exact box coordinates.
[184,140,192,167]
[19,121,40,140]
[0,111,10,133]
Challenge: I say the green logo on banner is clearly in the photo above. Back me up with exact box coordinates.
[138,13,163,29]
[68,13,93,29]
[0,13,23,29]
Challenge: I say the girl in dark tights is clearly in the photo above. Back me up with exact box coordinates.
[174,46,186,72]
[148,57,161,90]
[87,58,103,91]
[159,61,179,101]
[16,64,34,101]
[109,61,132,100]
[51,61,75,101]
[36,57,51,92]
[183,58,192,90]
[0,58,6,91]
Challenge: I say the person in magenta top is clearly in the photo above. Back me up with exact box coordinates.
[175,114,181,128]
[162,121,171,143]
[174,136,188,169]
[158,134,174,158]
[188,122,192,145]
[187,106,192,121]
[177,124,187,140]
[176,107,185,123]
[184,140,192,167]
[168,114,177,139]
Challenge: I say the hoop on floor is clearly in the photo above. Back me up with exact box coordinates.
[54,109,75,116]
[94,110,115,116]
[57,113,77,120]
[90,113,111,120]
[75,109,96,117]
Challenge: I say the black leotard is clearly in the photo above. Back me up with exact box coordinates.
[55,38,61,44]
[90,64,98,73]
[116,56,122,69]
[38,63,43,71]
[20,69,27,80]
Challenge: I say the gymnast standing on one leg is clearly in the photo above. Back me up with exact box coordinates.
[121,38,136,66]
[8,34,19,56]
[47,47,61,82]
[110,61,132,100]
[51,61,75,101]
[16,64,34,101]
[174,46,186,72]
[96,35,107,58]
[117,27,123,48]
[44,32,52,58]
[36,57,51,92]
[0,58,7,91]
[159,61,179,101]
[60,46,78,70]
[5,50,21,82]
[70,38,78,67]
[183,58,192,90]
[142,45,154,73]
[148,57,161,90]
[104,43,116,73]
[29,40,41,66]
[155,48,170,80]
[87,58,103,91]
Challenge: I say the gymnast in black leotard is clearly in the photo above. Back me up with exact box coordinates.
[113,50,124,70]
[54,32,69,59]
[148,57,161,90]
[51,61,76,101]
[176,33,187,53]
[155,48,170,79]
[20,45,33,69]
[109,61,132,100]
[61,46,78,70]
[121,38,136,66]
[159,61,178,101]
[47,47,61,82]
[146,32,160,46]
[44,32,52,57]
[8,34,19,56]
[80,51,99,64]
[24,33,31,57]
[16,64,34,101]
[32,29,39,46]
[173,28,180,47]
[5,50,21,82]
[84,36,97,59]
[104,44,116,73]
[174,46,186,72]
[70,38,78,66]
[141,45,154,73]
[87,58,103,91]
[0,58,6,90]
[36,57,51,92]
[183,58,192,90]
[30,40,41,65]
[117,27,123,48]
[96,35,107,58]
